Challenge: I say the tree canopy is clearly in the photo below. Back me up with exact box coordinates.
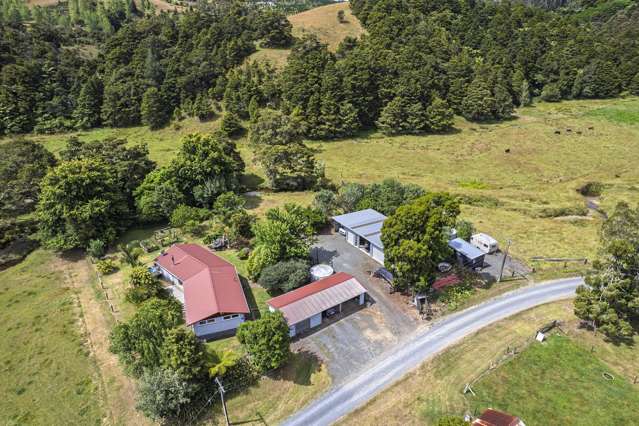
[236,311,291,372]
[381,193,460,292]
[574,202,639,341]
[0,140,56,218]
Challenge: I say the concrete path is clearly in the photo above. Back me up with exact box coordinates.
[282,277,583,426]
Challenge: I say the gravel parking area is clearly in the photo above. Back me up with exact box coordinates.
[293,233,418,383]
[481,251,531,283]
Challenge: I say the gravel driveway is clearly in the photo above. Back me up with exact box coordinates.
[293,233,417,383]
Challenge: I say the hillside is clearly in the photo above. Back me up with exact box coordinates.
[247,2,365,68]
[25,97,639,272]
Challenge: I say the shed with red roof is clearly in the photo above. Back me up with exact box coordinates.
[154,244,250,340]
[266,272,367,337]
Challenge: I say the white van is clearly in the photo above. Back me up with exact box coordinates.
[470,233,499,254]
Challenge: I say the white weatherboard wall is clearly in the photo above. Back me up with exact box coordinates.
[347,229,357,246]
[371,245,384,264]
[192,314,245,337]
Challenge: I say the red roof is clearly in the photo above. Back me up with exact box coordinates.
[472,409,521,426]
[432,274,461,291]
[267,272,356,309]
[155,244,249,325]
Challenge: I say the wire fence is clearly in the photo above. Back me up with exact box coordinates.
[88,257,119,321]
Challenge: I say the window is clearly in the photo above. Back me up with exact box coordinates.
[223,315,231,320]
[198,320,206,325]
[231,314,239,318]
[207,318,216,324]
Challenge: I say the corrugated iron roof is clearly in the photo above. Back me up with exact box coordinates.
[155,244,250,325]
[472,409,521,426]
[332,209,386,229]
[332,209,387,249]
[449,238,484,260]
[267,272,367,325]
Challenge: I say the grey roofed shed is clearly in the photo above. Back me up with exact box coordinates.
[448,237,485,268]
[332,209,387,263]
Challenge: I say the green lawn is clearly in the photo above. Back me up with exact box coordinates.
[0,250,103,425]
[469,335,639,426]
[7,97,639,274]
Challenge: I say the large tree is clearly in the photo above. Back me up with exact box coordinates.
[0,140,56,218]
[37,159,131,250]
[247,204,316,279]
[574,202,639,341]
[236,311,291,372]
[381,193,460,292]
[60,137,155,209]
[109,297,184,376]
[168,133,245,207]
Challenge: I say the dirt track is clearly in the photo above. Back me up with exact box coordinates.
[54,254,150,426]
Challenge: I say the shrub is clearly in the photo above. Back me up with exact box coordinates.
[125,266,166,305]
[220,112,243,137]
[541,82,562,102]
[578,181,604,197]
[538,206,589,218]
[237,247,250,260]
[170,205,211,228]
[160,327,207,382]
[136,368,198,422]
[87,239,106,259]
[203,223,227,245]
[455,220,475,241]
[236,311,291,372]
[227,210,256,240]
[258,260,310,293]
[96,258,118,275]
[436,416,468,426]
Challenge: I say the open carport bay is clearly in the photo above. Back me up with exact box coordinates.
[295,233,418,383]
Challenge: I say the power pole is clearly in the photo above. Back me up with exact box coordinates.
[215,377,230,426]
[498,239,512,283]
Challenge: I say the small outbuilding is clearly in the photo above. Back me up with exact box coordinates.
[266,272,367,337]
[448,238,485,269]
[472,408,525,426]
[332,209,386,264]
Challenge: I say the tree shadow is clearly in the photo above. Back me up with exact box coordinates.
[266,350,323,386]
[242,173,265,191]
[310,246,339,266]
[243,193,263,211]
[240,275,261,320]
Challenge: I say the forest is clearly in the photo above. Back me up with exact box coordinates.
[1,0,638,138]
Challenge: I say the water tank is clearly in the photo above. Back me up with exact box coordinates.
[310,264,334,281]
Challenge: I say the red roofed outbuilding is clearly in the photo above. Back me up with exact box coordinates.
[472,409,526,426]
[154,244,250,340]
[267,272,367,337]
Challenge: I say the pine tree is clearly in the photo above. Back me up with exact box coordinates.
[426,96,454,132]
[520,80,532,106]
[248,96,259,123]
[493,83,514,119]
[377,96,426,136]
[73,77,103,130]
[461,79,495,122]
[629,73,639,96]
[141,87,168,130]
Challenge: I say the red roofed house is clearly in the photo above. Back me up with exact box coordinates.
[472,409,526,426]
[154,244,250,340]
[267,272,367,337]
